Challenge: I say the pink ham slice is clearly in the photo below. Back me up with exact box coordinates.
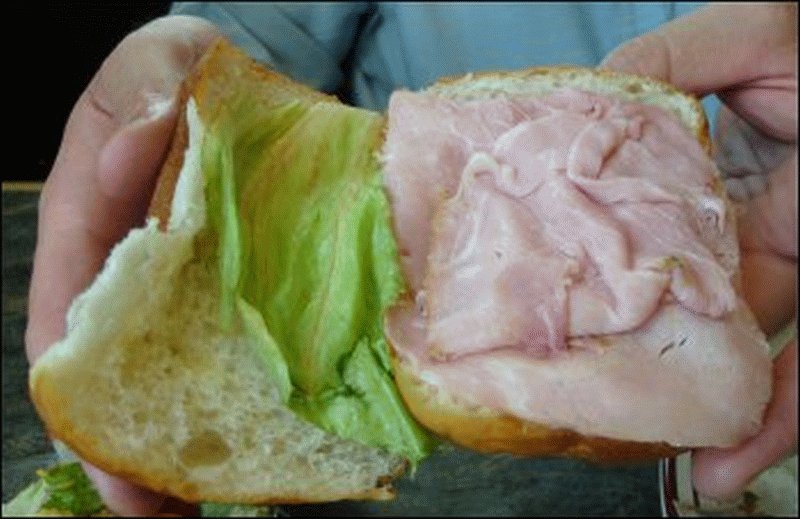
[382,88,771,446]
[385,297,771,447]
[383,89,736,361]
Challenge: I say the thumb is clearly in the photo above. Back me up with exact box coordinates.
[738,151,799,259]
[737,153,798,336]
[692,339,798,499]
[95,95,178,238]
[25,98,179,364]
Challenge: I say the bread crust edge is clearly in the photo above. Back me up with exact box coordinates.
[30,361,404,505]
[428,65,711,154]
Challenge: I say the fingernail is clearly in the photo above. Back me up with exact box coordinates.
[144,93,175,121]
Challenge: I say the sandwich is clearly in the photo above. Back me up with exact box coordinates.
[28,38,772,505]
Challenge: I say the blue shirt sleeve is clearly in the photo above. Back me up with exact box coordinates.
[171,2,708,112]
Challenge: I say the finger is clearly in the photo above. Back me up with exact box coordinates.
[714,105,797,184]
[601,3,798,94]
[735,153,798,336]
[96,97,178,239]
[25,16,220,364]
[82,461,199,517]
[718,77,798,142]
[740,251,798,338]
[82,461,165,516]
[25,109,177,364]
[25,217,115,363]
[692,339,798,499]
[739,151,799,259]
[90,15,222,127]
[25,66,150,364]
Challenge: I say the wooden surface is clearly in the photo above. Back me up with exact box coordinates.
[1,187,663,515]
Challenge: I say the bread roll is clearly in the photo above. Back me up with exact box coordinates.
[30,39,405,505]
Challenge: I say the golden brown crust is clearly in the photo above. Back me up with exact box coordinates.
[147,80,191,228]
[391,354,685,462]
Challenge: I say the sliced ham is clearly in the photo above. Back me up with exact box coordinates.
[382,89,737,360]
[382,88,770,446]
[385,297,770,447]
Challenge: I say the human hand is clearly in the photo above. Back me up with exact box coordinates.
[25,15,221,515]
[602,2,797,500]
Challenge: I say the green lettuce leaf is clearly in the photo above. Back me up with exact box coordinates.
[0,462,107,516]
[3,462,107,517]
[40,462,105,516]
[237,297,292,403]
[2,477,50,516]
[200,92,437,465]
[2,461,278,516]
[290,336,438,465]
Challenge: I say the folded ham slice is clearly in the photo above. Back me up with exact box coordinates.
[382,86,770,447]
[384,89,736,359]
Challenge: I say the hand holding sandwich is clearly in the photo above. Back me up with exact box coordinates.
[603,1,798,500]
[25,14,221,515]
[23,4,795,516]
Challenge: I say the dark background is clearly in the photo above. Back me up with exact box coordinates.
[26,3,172,182]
